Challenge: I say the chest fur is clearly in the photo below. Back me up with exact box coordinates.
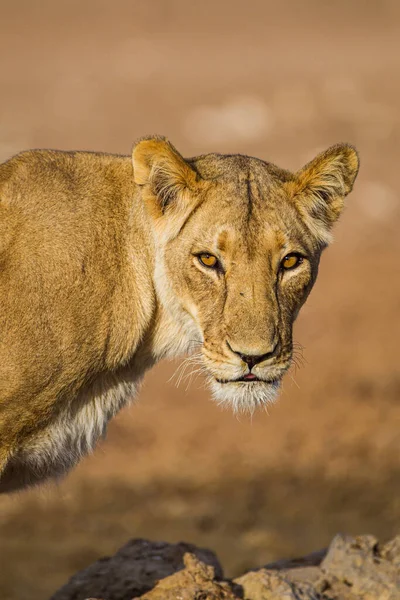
[0,373,140,493]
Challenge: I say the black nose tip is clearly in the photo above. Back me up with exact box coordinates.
[227,342,278,369]
[238,352,272,369]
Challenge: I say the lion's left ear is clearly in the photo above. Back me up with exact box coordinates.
[288,144,359,244]
[132,136,200,220]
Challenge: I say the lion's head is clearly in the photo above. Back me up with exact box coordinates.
[133,137,359,412]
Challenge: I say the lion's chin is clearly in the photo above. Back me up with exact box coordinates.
[208,378,281,413]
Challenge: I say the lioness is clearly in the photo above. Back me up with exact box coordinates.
[0,137,359,493]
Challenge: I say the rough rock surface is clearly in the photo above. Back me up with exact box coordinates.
[50,539,223,600]
[51,534,400,600]
[136,553,238,600]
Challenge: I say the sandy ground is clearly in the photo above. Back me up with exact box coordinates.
[0,1,399,599]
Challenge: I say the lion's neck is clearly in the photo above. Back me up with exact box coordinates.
[128,199,200,369]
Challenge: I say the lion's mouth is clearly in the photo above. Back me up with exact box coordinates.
[216,375,280,385]
[240,373,259,381]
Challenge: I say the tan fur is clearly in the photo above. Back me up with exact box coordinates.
[0,138,359,492]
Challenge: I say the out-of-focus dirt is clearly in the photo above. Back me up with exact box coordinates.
[51,535,400,600]
[0,1,399,599]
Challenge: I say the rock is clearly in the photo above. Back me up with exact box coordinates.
[264,548,327,571]
[382,536,400,568]
[51,534,400,600]
[50,538,223,600]
[135,553,238,599]
[235,548,327,600]
[235,569,321,599]
[319,533,400,599]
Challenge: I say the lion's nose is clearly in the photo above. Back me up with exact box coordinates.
[227,342,279,369]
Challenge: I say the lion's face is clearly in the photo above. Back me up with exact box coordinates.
[133,138,359,411]
[161,167,319,411]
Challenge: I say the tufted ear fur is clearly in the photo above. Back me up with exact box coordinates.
[288,144,359,244]
[132,136,201,221]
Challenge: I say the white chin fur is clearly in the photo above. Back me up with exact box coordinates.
[209,379,280,414]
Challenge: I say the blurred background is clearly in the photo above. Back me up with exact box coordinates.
[0,1,399,598]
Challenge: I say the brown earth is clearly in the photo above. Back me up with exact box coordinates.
[0,1,400,599]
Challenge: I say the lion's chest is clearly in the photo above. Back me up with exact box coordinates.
[0,376,139,493]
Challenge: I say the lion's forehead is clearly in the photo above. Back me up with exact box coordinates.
[185,186,308,258]
[176,154,312,258]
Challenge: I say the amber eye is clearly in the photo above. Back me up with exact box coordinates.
[198,253,218,269]
[281,254,303,270]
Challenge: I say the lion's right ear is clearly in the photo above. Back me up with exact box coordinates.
[287,144,359,245]
[132,136,200,220]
